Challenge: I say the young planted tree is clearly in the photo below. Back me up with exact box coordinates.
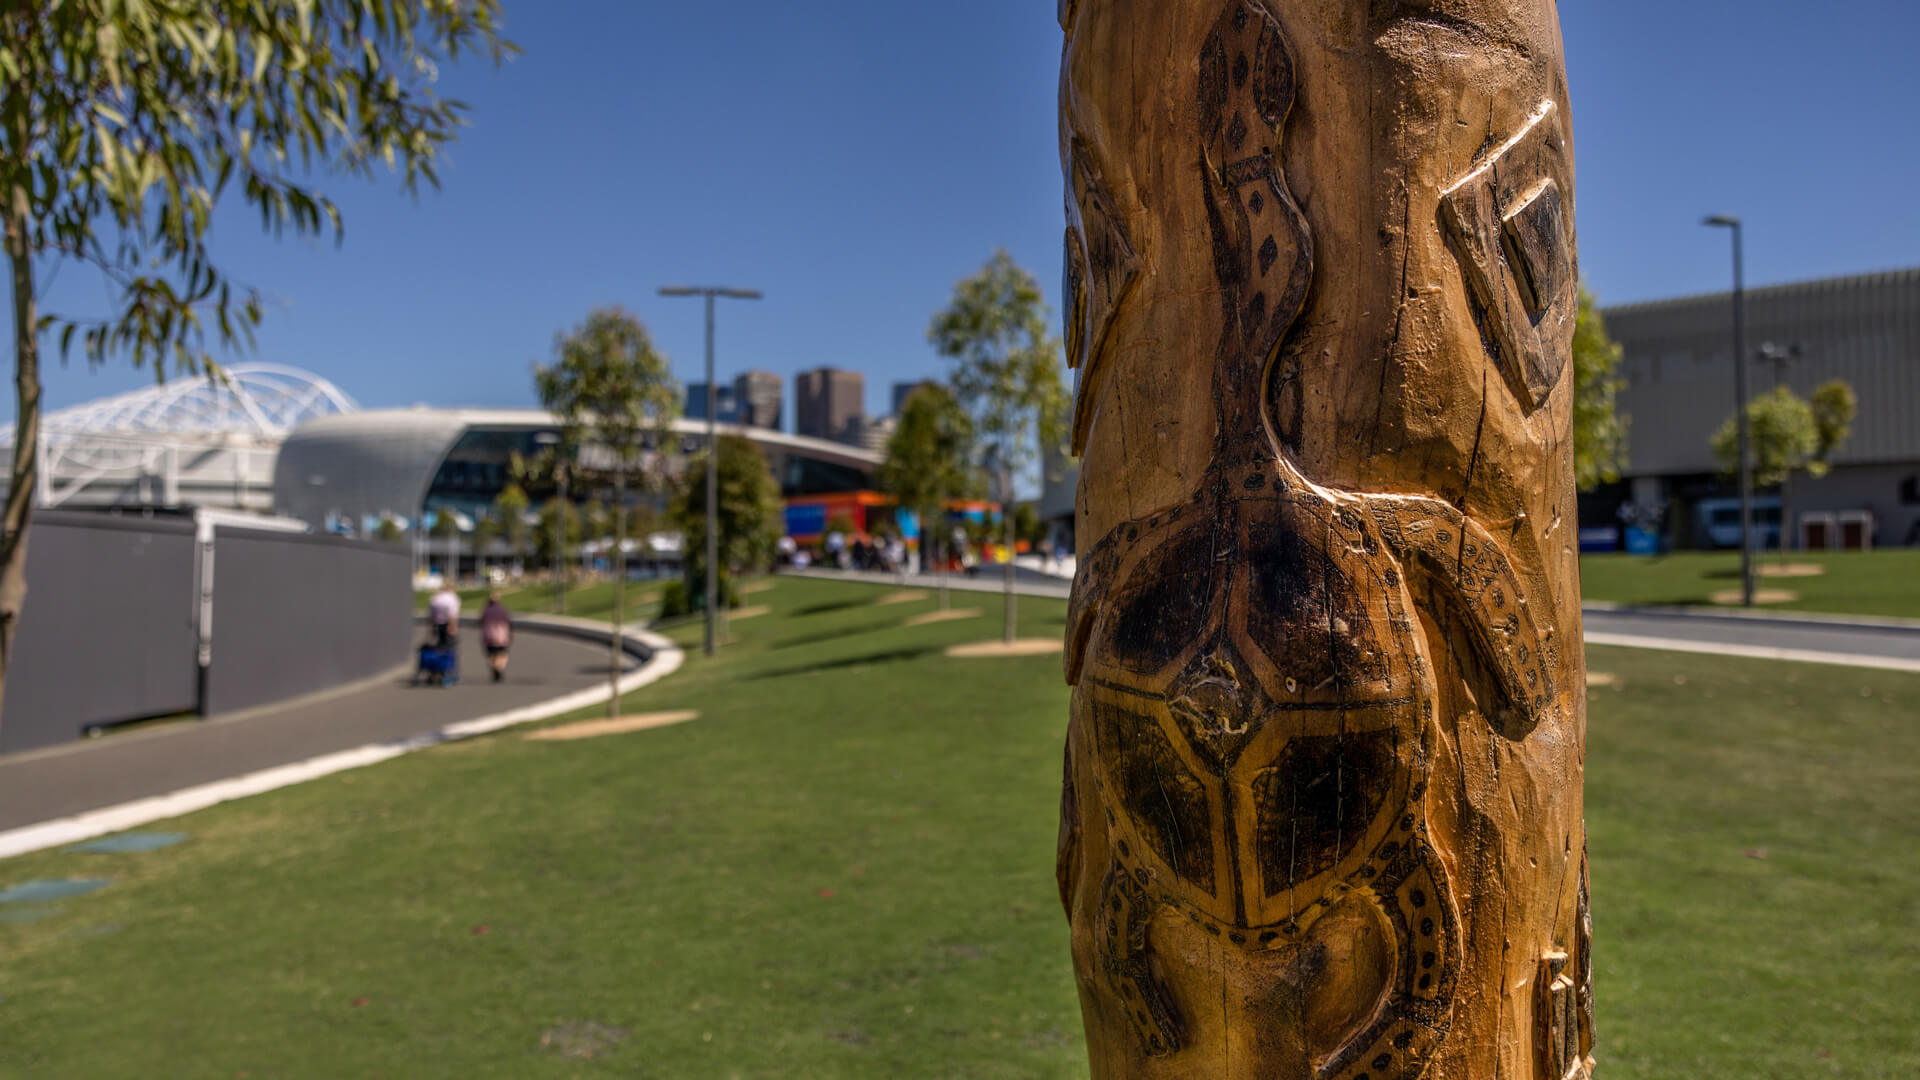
[511,448,576,611]
[582,499,612,571]
[374,515,406,545]
[877,382,975,609]
[0,1,510,728]
[495,480,531,572]
[1571,286,1629,491]
[536,307,679,717]
[534,497,580,579]
[929,251,1068,643]
[670,435,783,617]
[470,509,501,581]
[1012,502,1046,548]
[1711,379,1856,552]
[428,509,461,583]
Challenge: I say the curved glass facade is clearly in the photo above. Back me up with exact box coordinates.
[420,424,876,522]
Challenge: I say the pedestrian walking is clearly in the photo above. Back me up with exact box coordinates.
[428,581,461,647]
[479,593,513,682]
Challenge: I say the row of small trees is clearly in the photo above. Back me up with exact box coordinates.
[879,251,1068,644]
[503,307,785,714]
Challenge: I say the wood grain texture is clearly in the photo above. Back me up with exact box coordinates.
[1057,1,1591,1076]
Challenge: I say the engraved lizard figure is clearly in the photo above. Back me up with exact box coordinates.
[1058,2,1566,1075]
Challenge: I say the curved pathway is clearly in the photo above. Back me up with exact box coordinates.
[787,568,1920,671]
[0,620,679,855]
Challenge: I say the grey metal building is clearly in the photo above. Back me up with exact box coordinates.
[1601,267,1920,548]
[273,408,880,538]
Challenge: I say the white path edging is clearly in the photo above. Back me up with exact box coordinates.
[0,622,683,861]
[1583,631,1920,674]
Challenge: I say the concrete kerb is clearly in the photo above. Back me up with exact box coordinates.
[0,618,684,861]
[1580,631,1920,674]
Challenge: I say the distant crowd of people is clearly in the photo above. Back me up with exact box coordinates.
[776,528,1060,577]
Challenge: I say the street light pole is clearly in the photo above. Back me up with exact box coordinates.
[1757,341,1801,388]
[660,285,762,657]
[1705,215,1753,606]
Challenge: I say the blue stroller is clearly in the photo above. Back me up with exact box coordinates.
[414,640,458,687]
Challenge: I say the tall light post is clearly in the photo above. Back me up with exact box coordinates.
[660,285,762,657]
[1756,340,1801,388]
[1704,215,1753,606]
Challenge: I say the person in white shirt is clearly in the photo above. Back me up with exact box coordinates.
[428,583,461,647]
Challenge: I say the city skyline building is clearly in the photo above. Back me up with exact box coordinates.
[795,366,866,446]
[734,370,783,431]
[861,414,897,455]
[684,382,740,425]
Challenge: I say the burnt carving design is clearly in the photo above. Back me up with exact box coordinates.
[1059,1,1567,1075]
[1064,139,1142,454]
[1440,102,1577,412]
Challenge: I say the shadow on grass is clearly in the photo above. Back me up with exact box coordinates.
[770,621,902,650]
[1610,596,1717,608]
[793,599,874,617]
[744,645,947,681]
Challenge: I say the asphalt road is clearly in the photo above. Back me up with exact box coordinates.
[0,628,624,833]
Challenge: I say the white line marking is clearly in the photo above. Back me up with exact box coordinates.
[1583,632,1920,674]
[0,624,683,862]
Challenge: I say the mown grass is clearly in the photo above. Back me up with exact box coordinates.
[411,578,666,623]
[2,577,1915,1077]
[1580,548,1920,619]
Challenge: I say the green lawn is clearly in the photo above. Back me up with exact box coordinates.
[1580,548,1920,619]
[411,578,669,622]
[3,577,1915,1077]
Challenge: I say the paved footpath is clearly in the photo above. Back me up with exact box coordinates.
[0,627,640,836]
[788,568,1920,673]
[1582,606,1920,673]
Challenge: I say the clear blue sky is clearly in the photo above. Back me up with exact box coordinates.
[26,0,1920,424]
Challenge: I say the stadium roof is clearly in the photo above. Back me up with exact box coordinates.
[1,364,360,510]
[3,363,358,443]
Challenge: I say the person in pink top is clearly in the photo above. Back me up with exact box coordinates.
[479,593,513,682]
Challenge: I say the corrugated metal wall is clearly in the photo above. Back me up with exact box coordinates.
[204,529,411,715]
[0,513,411,757]
[1,512,199,755]
[1605,268,1920,475]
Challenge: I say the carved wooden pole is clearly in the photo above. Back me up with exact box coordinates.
[1057,2,1591,1078]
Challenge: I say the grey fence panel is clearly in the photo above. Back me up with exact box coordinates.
[204,530,411,715]
[0,512,199,755]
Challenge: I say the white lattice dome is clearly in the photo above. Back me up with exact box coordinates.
[1,364,360,511]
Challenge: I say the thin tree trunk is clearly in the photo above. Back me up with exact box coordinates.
[934,498,949,611]
[609,472,626,719]
[1779,471,1793,562]
[555,469,569,615]
[1002,451,1016,644]
[0,181,40,731]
